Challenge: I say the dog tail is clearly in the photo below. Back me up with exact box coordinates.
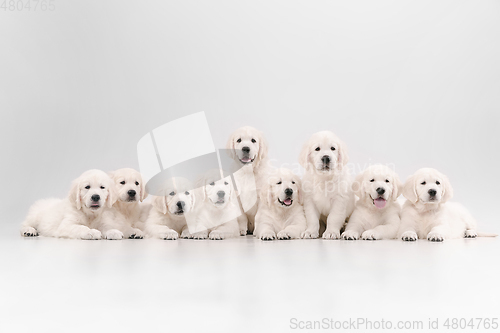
[477,232,498,237]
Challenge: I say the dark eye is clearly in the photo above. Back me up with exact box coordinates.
[120,181,125,185]
[185,191,190,195]
[315,147,320,151]
[436,181,441,185]
[421,181,426,185]
[169,191,175,196]
[331,147,336,151]
[385,179,389,183]
[224,182,228,185]
[370,179,375,183]
[210,182,215,186]
[100,186,105,189]
[85,185,90,189]
[251,138,256,143]
[236,138,241,143]
[277,181,282,185]
[135,181,139,186]
[292,181,295,184]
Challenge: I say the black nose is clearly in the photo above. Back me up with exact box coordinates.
[376,187,385,195]
[428,189,437,197]
[322,155,330,164]
[91,194,100,202]
[128,190,136,197]
[217,191,225,198]
[176,201,185,209]
[284,188,293,196]
[242,146,250,154]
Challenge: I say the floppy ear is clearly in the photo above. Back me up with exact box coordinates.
[68,179,82,210]
[336,139,349,171]
[351,172,365,199]
[296,179,304,205]
[139,175,148,202]
[441,174,454,203]
[106,185,117,208]
[225,131,238,160]
[259,181,272,207]
[402,174,418,203]
[254,132,268,168]
[152,196,167,214]
[392,173,403,201]
[298,141,311,170]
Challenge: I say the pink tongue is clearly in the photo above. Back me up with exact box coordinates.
[374,198,386,209]
[241,157,251,162]
[284,198,292,205]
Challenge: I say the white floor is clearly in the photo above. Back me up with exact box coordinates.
[1,226,499,333]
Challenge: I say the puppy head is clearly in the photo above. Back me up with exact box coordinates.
[109,168,148,203]
[402,168,453,205]
[299,131,348,173]
[68,169,117,211]
[200,170,233,209]
[152,178,195,216]
[261,168,302,208]
[226,126,268,168]
[352,165,402,209]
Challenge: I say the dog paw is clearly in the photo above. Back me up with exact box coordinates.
[427,232,444,242]
[209,231,228,240]
[192,231,208,240]
[81,229,102,240]
[239,229,248,236]
[129,229,144,239]
[180,229,193,239]
[464,230,477,238]
[341,230,359,240]
[260,232,276,241]
[301,230,319,239]
[21,226,39,237]
[105,229,124,240]
[159,230,178,240]
[361,229,381,240]
[323,229,341,240]
[401,231,418,242]
[277,230,292,240]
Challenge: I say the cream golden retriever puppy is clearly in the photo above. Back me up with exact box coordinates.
[226,126,270,236]
[254,168,306,240]
[20,169,126,240]
[109,168,151,239]
[398,168,496,241]
[144,178,196,240]
[186,170,240,240]
[299,131,355,239]
[342,165,402,240]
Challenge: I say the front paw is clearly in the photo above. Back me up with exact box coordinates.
[209,231,228,240]
[21,226,38,237]
[159,230,178,240]
[464,230,477,238]
[341,230,359,240]
[361,229,381,240]
[323,229,341,240]
[301,230,319,239]
[105,229,124,240]
[277,230,298,240]
[180,229,193,239]
[260,232,276,241]
[427,232,444,242]
[401,231,418,242]
[239,229,248,236]
[129,229,144,239]
[192,231,208,240]
[81,229,102,240]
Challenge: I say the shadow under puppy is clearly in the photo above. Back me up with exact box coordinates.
[109,168,151,239]
[342,165,402,240]
[254,168,306,240]
[20,169,125,240]
[145,178,195,240]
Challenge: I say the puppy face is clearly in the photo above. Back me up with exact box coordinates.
[226,126,268,167]
[353,165,402,209]
[109,168,147,203]
[403,168,453,204]
[299,131,348,173]
[204,176,233,209]
[262,168,302,208]
[152,178,195,215]
[69,169,116,211]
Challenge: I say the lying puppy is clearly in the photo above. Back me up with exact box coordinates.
[145,178,196,240]
[299,131,355,239]
[186,170,240,240]
[20,169,124,240]
[254,168,306,240]
[109,168,151,239]
[342,165,402,240]
[226,126,270,236]
[398,168,496,241]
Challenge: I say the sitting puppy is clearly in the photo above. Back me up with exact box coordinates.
[109,168,151,239]
[185,170,240,240]
[398,168,496,241]
[299,131,355,239]
[254,168,306,240]
[145,178,196,240]
[342,165,402,240]
[20,169,124,240]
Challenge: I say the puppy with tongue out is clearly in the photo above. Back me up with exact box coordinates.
[341,165,402,240]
